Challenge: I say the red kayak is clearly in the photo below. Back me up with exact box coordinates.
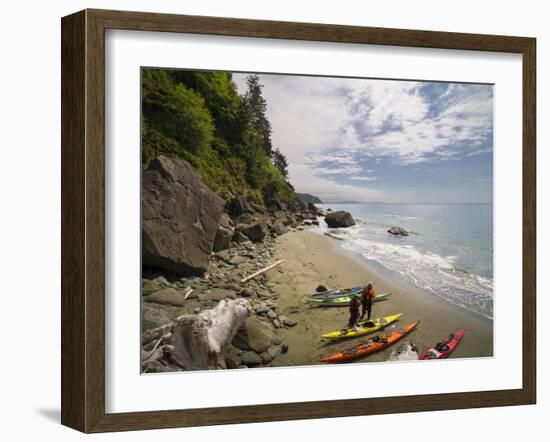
[419,328,465,360]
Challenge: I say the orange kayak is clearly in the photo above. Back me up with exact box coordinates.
[320,321,420,363]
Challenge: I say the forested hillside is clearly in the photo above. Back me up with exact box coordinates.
[141,69,298,207]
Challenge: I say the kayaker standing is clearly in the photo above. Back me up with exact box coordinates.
[360,282,376,321]
[348,294,361,329]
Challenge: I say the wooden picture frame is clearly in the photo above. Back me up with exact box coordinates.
[61,8,536,433]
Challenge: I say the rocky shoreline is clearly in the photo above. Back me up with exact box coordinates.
[140,155,369,373]
[141,156,331,373]
[141,217,325,373]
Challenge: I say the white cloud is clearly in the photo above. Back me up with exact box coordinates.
[233,73,493,201]
[348,176,377,182]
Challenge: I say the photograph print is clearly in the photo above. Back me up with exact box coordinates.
[140,68,493,372]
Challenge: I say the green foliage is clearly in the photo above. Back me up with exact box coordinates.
[272,147,289,179]
[142,69,214,156]
[242,75,272,155]
[141,68,297,206]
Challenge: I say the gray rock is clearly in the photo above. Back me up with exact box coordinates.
[270,220,286,236]
[142,276,170,296]
[240,351,263,366]
[141,301,199,331]
[261,345,281,364]
[229,256,247,266]
[225,194,250,217]
[213,214,234,252]
[324,211,356,228]
[201,288,236,302]
[215,250,232,263]
[232,230,249,244]
[225,356,239,369]
[255,303,270,314]
[272,319,281,328]
[225,283,241,291]
[271,210,287,220]
[284,215,298,227]
[387,226,410,236]
[232,317,274,353]
[143,287,188,306]
[267,310,277,320]
[278,315,297,327]
[240,288,256,298]
[142,156,224,275]
[238,213,256,225]
[237,221,268,242]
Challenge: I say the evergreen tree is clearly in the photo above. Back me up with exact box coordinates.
[141,69,298,207]
[272,148,289,179]
[243,75,272,155]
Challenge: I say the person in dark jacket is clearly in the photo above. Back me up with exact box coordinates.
[348,294,361,328]
[360,282,376,321]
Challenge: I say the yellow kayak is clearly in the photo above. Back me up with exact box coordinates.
[321,313,402,340]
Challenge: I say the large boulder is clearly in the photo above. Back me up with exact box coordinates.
[142,156,225,275]
[324,211,356,228]
[388,226,409,236]
[237,221,268,242]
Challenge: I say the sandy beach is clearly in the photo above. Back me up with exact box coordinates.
[266,229,493,366]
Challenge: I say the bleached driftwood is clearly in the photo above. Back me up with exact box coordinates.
[142,298,252,371]
[240,259,285,283]
[389,342,419,361]
[183,287,194,299]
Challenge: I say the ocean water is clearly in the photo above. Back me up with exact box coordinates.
[316,203,494,319]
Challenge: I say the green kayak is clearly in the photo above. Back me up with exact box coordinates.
[308,292,392,307]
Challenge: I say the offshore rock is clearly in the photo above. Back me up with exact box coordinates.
[324,211,356,228]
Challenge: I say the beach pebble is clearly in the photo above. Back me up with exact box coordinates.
[229,256,247,266]
[240,351,262,366]
[316,285,328,293]
[261,345,281,364]
[225,283,241,291]
[255,303,269,314]
[240,288,255,297]
[279,315,297,327]
[143,288,188,307]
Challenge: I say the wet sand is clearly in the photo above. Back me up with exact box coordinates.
[266,229,493,366]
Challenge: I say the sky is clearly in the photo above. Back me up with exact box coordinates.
[232,72,493,204]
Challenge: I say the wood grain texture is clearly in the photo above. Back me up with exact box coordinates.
[60,8,537,433]
[61,10,86,431]
[522,38,537,403]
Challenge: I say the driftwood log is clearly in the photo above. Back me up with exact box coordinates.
[240,259,285,283]
[142,298,252,372]
[389,342,419,361]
